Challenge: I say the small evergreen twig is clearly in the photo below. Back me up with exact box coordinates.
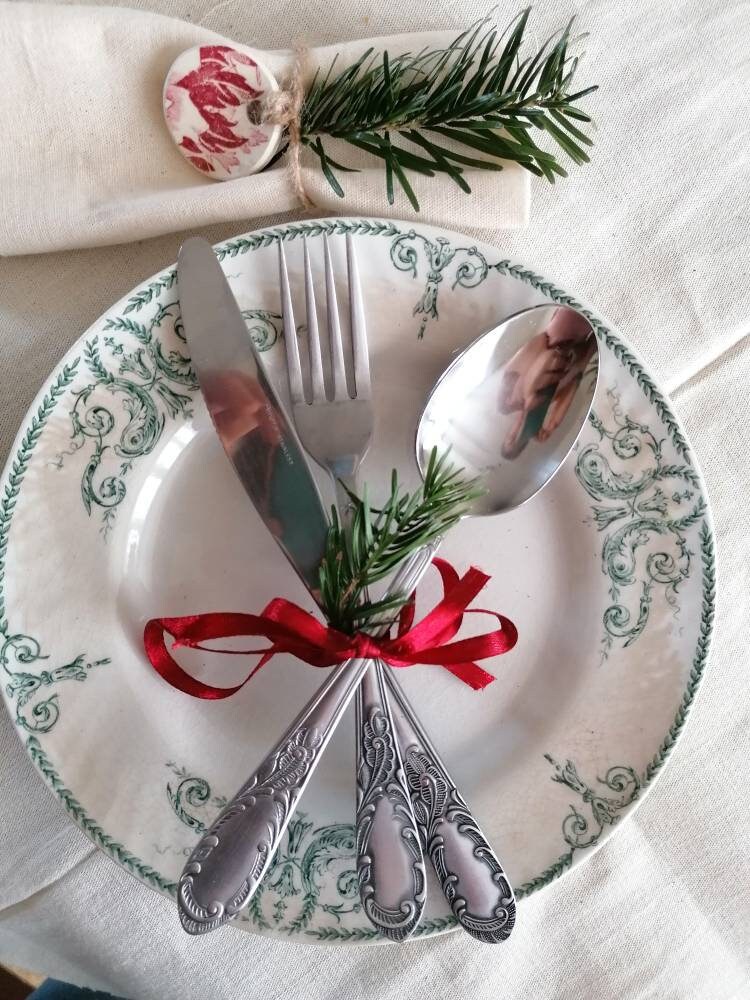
[319,449,483,634]
[299,8,598,210]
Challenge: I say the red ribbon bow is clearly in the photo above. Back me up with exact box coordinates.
[143,558,518,699]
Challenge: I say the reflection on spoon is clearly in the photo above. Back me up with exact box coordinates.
[417,305,598,516]
[498,307,596,458]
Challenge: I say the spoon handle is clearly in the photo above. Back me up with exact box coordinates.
[177,543,437,934]
[355,661,426,941]
[384,673,516,943]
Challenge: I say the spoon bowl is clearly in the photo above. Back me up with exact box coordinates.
[416,304,599,516]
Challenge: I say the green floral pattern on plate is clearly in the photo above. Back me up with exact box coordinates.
[576,388,706,658]
[0,219,715,943]
[0,363,110,734]
[53,300,195,536]
[54,308,280,535]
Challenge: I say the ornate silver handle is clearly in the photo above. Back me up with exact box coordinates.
[178,543,438,935]
[178,657,368,934]
[385,674,516,943]
[334,477,427,941]
[355,662,426,941]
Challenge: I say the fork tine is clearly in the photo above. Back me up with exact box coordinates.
[323,234,349,402]
[303,237,326,404]
[278,240,304,405]
[346,233,371,399]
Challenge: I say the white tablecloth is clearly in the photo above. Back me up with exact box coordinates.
[1,1,749,998]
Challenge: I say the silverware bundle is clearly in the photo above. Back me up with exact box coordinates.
[175,235,598,942]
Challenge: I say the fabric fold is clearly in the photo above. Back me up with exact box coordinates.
[0,3,530,255]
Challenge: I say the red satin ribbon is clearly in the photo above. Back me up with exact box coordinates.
[143,558,518,699]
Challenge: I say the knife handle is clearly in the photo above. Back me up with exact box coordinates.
[178,656,368,934]
[384,673,516,943]
[355,661,426,942]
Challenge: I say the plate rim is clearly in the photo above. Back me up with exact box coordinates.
[0,216,716,944]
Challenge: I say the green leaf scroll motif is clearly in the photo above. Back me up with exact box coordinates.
[546,755,640,850]
[0,362,110,733]
[54,300,196,536]
[54,304,281,536]
[575,390,706,658]
[514,754,640,899]
[241,309,282,352]
[3,638,110,734]
[390,231,489,337]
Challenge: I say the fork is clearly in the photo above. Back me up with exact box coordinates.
[279,234,426,942]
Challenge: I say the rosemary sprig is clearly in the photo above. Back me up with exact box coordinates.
[319,449,483,634]
[300,8,598,210]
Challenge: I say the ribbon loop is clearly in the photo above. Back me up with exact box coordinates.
[144,559,518,699]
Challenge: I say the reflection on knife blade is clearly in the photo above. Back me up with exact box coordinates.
[177,237,329,591]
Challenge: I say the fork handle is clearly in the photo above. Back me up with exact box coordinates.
[355,661,426,941]
[384,672,516,943]
[336,475,426,940]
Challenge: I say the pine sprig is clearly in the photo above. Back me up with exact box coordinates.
[319,450,482,634]
[300,8,598,209]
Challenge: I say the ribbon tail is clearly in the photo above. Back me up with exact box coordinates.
[144,618,253,700]
[440,661,497,691]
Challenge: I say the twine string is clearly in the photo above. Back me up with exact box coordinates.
[261,45,315,209]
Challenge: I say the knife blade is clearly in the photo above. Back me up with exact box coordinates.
[177,237,328,591]
[176,237,360,935]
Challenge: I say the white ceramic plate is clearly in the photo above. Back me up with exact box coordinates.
[0,219,715,944]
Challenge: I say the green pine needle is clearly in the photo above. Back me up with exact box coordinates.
[319,449,483,634]
[299,8,598,209]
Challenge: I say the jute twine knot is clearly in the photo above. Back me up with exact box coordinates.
[262,45,316,210]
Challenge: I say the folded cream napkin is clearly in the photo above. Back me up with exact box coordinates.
[0,2,530,256]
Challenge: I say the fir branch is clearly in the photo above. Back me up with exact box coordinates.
[299,8,598,208]
[319,449,482,634]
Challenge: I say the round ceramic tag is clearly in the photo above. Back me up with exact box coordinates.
[163,44,283,180]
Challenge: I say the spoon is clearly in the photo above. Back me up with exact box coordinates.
[417,302,598,510]
[379,302,598,939]
[177,303,598,935]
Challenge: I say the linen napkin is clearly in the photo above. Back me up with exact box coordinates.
[0,3,530,256]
